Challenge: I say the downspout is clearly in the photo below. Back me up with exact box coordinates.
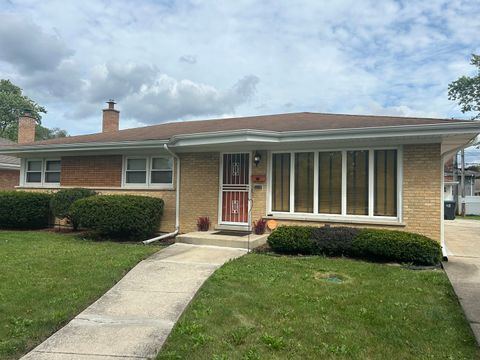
[440,136,479,260]
[143,144,180,244]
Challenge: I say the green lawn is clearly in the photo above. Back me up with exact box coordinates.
[464,215,480,220]
[158,254,479,360]
[0,231,159,359]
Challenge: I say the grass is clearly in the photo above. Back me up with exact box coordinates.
[158,254,479,360]
[464,215,480,220]
[0,230,160,359]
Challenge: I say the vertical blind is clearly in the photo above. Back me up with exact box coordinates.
[347,150,369,215]
[318,152,342,214]
[374,150,397,216]
[272,153,290,212]
[271,149,398,217]
[294,152,314,213]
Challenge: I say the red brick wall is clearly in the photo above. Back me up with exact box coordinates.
[0,169,19,189]
[60,155,122,187]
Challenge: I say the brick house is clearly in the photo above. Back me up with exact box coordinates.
[0,138,20,189]
[1,101,479,255]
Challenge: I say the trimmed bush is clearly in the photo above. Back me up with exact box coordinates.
[71,195,164,240]
[267,225,442,265]
[0,191,52,229]
[311,226,360,256]
[352,229,442,265]
[267,226,315,254]
[50,188,97,230]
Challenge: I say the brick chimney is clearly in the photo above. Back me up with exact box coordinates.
[18,109,36,144]
[102,100,119,132]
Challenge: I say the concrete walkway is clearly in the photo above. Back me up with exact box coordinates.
[22,243,246,360]
[444,219,480,345]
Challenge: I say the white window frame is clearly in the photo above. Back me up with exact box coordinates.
[44,159,62,185]
[22,158,61,187]
[122,155,174,189]
[267,146,403,224]
[150,157,174,185]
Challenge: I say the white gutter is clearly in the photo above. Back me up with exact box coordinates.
[143,144,181,245]
[440,135,478,260]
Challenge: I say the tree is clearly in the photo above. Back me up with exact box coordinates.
[448,54,480,120]
[0,79,68,141]
[0,79,46,141]
[36,126,68,141]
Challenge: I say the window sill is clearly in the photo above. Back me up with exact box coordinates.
[16,185,175,191]
[122,185,174,191]
[18,184,60,189]
[265,213,405,227]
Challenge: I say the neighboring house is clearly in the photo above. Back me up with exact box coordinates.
[0,138,20,189]
[1,101,480,252]
[444,155,480,214]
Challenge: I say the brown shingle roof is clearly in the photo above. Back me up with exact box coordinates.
[12,112,472,146]
[0,138,20,165]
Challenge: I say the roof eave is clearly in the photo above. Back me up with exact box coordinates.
[0,121,479,155]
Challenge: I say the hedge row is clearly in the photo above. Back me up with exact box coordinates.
[0,190,164,241]
[267,225,442,265]
[0,191,52,229]
[71,195,164,240]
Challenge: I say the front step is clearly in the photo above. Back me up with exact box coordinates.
[176,231,268,249]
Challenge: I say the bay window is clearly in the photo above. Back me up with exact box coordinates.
[124,156,173,187]
[269,148,401,220]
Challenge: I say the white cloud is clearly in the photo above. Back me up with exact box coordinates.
[0,0,478,137]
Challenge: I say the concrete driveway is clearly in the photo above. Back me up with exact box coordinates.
[444,219,480,345]
[22,243,246,360]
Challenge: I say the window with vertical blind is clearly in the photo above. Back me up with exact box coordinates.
[347,150,369,215]
[272,153,290,212]
[318,151,342,214]
[294,152,314,213]
[269,149,400,219]
[374,150,397,216]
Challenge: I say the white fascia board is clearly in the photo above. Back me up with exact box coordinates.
[168,122,480,147]
[0,162,20,170]
[0,139,169,155]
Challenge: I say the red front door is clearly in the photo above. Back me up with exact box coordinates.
[221,153,250,224]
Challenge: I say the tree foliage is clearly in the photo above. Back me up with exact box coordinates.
[448,54,480,120]
[0,79,46,140]
[0,79,68,141]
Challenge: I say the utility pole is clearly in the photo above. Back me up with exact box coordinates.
[461,149,466,217]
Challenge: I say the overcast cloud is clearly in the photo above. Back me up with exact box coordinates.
[0,0,479,153]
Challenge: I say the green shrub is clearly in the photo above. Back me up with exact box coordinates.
[70,195,164,240]
[311,226,360,256]
[267,226,315,254]
[352,229,442,265]
[0,191,52,229]
[267,225,442,265]
[50,188,97,230]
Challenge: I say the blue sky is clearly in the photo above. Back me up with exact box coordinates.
[0,0,479,160]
